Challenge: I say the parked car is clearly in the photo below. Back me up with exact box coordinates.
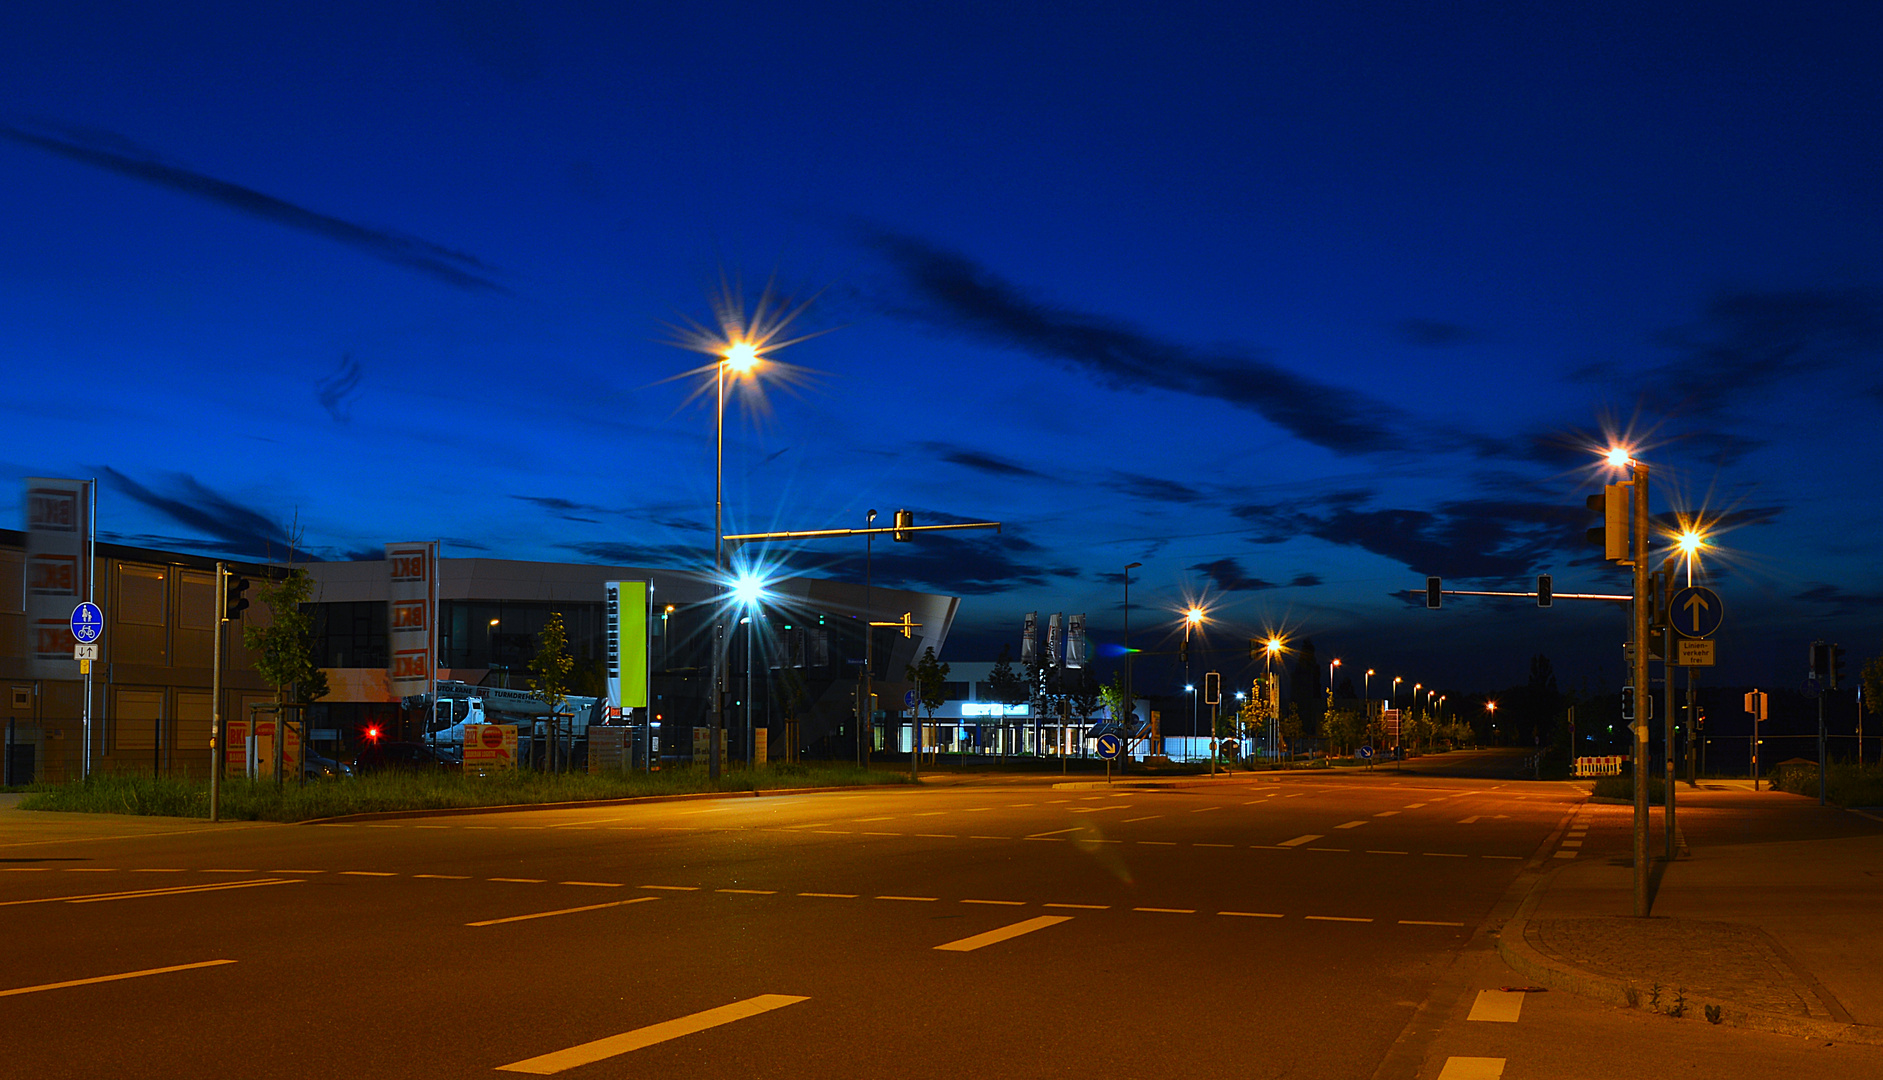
[304,747,354,780]
[352,741,459,774]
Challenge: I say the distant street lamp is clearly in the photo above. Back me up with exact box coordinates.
[1123,562,1142,763]
[1264,636,1284,764]
[1329,658,1341,696]
[1184,607,1206,761]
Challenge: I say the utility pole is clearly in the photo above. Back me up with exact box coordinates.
[1631,460,1651,918]
[210,562,224,822]
[1665,621,1677,860]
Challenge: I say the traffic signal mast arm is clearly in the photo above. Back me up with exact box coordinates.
[1416,585,1629,603]
[724,521,1001,542]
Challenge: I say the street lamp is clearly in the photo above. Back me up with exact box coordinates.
[733,570,769,766]
[1184,607,1206,760]
[1123,562,1142,763]
[862,508,876,768]
[1263,636,1284,765]
[1486,700,1497,745]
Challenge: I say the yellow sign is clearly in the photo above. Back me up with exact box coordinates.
[463,724,518,774]
[1677,639,1716,667]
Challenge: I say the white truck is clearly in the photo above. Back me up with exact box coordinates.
[425,681,606,765]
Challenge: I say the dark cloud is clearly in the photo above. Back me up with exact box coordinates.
[924,443,1045,479]
[561,540,708,568]
[1,123,508,294]
[1289,573,1323,587]
[1397,318,1474,347]
[1191,558,1279,592]
[514,494,613,524]
[860,228,1409,456]
[99,468,303,560]
[1235,491,1592,581]
[1105,472,1208,504]
[317,354,362,422]
[1792,584,1883,617]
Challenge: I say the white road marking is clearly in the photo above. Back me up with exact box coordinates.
[1401,920,1466,927]
[1374,811,1400,817]
[1458,816,1482,824]
[1422,853,1468,859]
[961,899,1025,906]
[1190,805,1222,813]
[1044,902,1108,910]
[935,915,1072,952]
[342,871,396,877]
[414,874,471,879]
[718,888,776,895]
[639,885,698,891]
[0,959,236,998]
[1367,850,1410,855]
[561,881,624,888]
[1553,851,1577,859]
[1028,827,1079,838]
[1335,821,1368,829]
[1122,815,1162,822]
[131,868,187,873]
[852,816,895,822]
[1436,1057,1504,1080]
[876,895,939,902]
[1137,841,1177,846]
[1560,840,1582,848]
[1134,907,1195,914]
[969,835,1014,840]
[497,994,809,1074]
[798,892,857,898]
[1304,915,1371,923]
[1467,990,1525,1022]
[490,878,546,884]
[1405,803,1427,809]
[466,896,658,927]
[1218,911,1284,918]
[915,833,957,839]
[1194,842,1234,848]
[0,878,301,907]
[1278,835,1323,847]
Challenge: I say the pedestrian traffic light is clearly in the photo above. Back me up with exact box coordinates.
[892,509,914,541]
[1810,640,1829,683]
[1585,483,1630,562]
[1537,574,1552,608]
[1426,576,1441,609]
[224,575,251,621]
[1829,643,1846,689]
[1620,686,1635,722]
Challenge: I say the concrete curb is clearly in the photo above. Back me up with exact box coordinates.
[1496,866,1883,1045]
[297,783,893,825]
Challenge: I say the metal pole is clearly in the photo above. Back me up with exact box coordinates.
[210,562,224,821]
[1819,689,1828,806]
[711,361,724,781]
[1123,562,1139,771]
[1665,626,1677,860]
[863,509,874,769]
[1632,462,1651,917]
[745,615,754,768]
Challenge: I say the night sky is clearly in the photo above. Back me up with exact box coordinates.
[4,3,1880,699]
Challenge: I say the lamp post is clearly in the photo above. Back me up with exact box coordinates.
[861,508,876,768]
[1329,658,1341,697]
[1264,637,1283,766]
[1123,562,1141,764]
[1184,607,1204,761]
[1486,700,1497,746]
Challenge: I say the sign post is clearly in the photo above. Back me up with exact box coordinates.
[71,602,102,779]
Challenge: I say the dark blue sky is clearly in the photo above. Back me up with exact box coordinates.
[4,3,1880,696]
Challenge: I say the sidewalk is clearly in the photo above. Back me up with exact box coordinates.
[1499,785,1883,1044]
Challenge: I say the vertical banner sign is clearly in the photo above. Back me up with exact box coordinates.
[386,542,437,698]
[25,478,92,678]
[1021,612,1038,666]
[604,581,651,709]
[1047,613,1063,667]
[1066,613,1087,669]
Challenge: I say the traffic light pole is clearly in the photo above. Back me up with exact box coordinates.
[1665,626,1677,860]
[210,562,224,823]
[1632,462,1651,918]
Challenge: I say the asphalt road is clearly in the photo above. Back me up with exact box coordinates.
[2,756,1588,1079]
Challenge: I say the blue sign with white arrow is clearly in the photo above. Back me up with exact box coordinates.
[71,602,103,644]
[1669,586,1723,639]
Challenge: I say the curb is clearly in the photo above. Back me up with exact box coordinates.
[1496,867,1883,1045]
[297,783,892,825]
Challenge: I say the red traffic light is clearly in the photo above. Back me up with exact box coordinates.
[365,725,381,742]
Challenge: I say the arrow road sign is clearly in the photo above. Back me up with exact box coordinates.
[1669,586,1723,638]
[71,602,104,644]
[1096,733,1122,760]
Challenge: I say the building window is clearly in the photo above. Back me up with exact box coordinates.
[118,564,167,627]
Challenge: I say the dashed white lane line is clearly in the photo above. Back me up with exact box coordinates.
[1138,840,1178,846]
[561,881,624,888]
[1459,816,1482,823]
[961,898,1025,906]
[1134,906,1196,914]
[497,994,809,1075]
[1367,850,1410,855]
[1027,827,1079,838]
[1304,915,1372,923]
[799,892,858,898]
[341,871,396,877]
[1423,852,1468,859]
[717,888,776,895]
[1467,989,1525,1022]
[1278,835,1323,847]
[876,895,939,902]
[1401,920,1466,927]
[413,873,470,880]
[638,885,698,891]
[1190,805,1222,813]
[131,868,187,873]
[1044,902,1109,910]
[1194,843,1234,848]
[1374,810,1399,817]
[934,915,1073,952]
[467,896,659,927]
[1122,815,1162,822]
[490,878,546,884]
[1219,911,1284,918]
[1436,1058,1504,1080]
[0,959,237,998]
[1405,803,1427,809]
[1335,821,1368,829]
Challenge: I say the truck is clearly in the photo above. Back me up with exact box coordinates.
[423,680,607,767]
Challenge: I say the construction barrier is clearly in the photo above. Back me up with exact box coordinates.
[1575,755,1624,777]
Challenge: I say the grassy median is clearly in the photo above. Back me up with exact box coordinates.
[15,764,912,823]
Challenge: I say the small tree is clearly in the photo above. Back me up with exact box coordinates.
[241,565,327,784]
[529,612,573,770]
[1278,703,1303,765]
[907,647,950,763]
[988,644,1026,757]
[778,668,810,763]
[1067,668,1102,751]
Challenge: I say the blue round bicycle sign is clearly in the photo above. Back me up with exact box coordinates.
[71,602,104,644]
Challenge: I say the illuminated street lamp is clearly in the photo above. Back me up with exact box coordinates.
[1263,636,1285,764]
[1183,607,1207,764]
[1329,657,1341,696]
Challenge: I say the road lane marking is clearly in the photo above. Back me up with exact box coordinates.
[1121,815,1162,822]
[1402,920,1466,927]
[1422,853,1468,859]
[911,811,947,817]
[961,899,1025,906]
[1436,1057,1504,1080]
[1133,907,1195,914]
[0,867,48,872]
[1560,840,1582,848]
[1304,915,1372,922]
[561,881,624,888]
[414,874,471,879]
[1190,806,1222,813]
[0,878,301,907]
[1044,903,1108,910]
[639,885,698,891]
[1278,835,1323,847]
[812,830,853,835]
[935,915,1072,952]
[1483,855,1522,860]
[132,868,187,873]
[342,871,397,877]
[1553,851,1577,859]
[1459,816,1482,823]
[799,892,857,898]
[1194,842,1234,848]
[1027,827,1079,838]
[1307,847,1349,853]
[63,868,115,872]
[718,888,776,895]
[862,831,901,836]
[969,835,1014,840]
[497,994,809,1074]
[1461,993,1521,1023]
[201,869,257,874]
[876,895,939,902]
[1137,840,1177,846]
[490,878,546,884]
[0,959,237,998]
[270,869,325,873]
[1335,821,1368,829]
[1374,811,1400,817]
[1367,850,1410,855]
[852,816,895,822]
[467,896,659,926]
[915,833,957,839]
[1405,803,1427,809]
[1218,911,1284,918]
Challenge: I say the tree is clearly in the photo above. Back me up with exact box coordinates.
[987,644,1027,757]
[777,668,810,764]
[1067,668,1102,749]
[1278,703,1303,764]
[1863,656,1883,717]
[529,612,574,770]
[906,647,950,763]
[243,567,329,710]
[1322,707,1364,757]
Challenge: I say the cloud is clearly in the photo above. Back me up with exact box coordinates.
[99,468,304,560]
[561,540,709,568]
[317,354,363,422]
[514,494,614,524]
[1289,573,1323,587]
[1191,558,1279,592]
[1104,472,1208,504]
[1792,584,1883,618]
[860,228,1410,456]
[1,123,509,294]
[924,443,1046,479]
[1397,318,1474,347]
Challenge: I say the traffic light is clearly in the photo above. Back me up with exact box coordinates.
[1621,686,1635,723]
[1537,574,1552,608]
[1426,576,1441,609]
[1810,640,1829,683]
[899,612,915,639]
[224,575,251,621]
[1249,639,1260,660]
[1830,643,1846,689]
[1179,638,1190,664]
[1204,671,1221,705]
[1585,483,1630,562]
[893,509,914,541]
